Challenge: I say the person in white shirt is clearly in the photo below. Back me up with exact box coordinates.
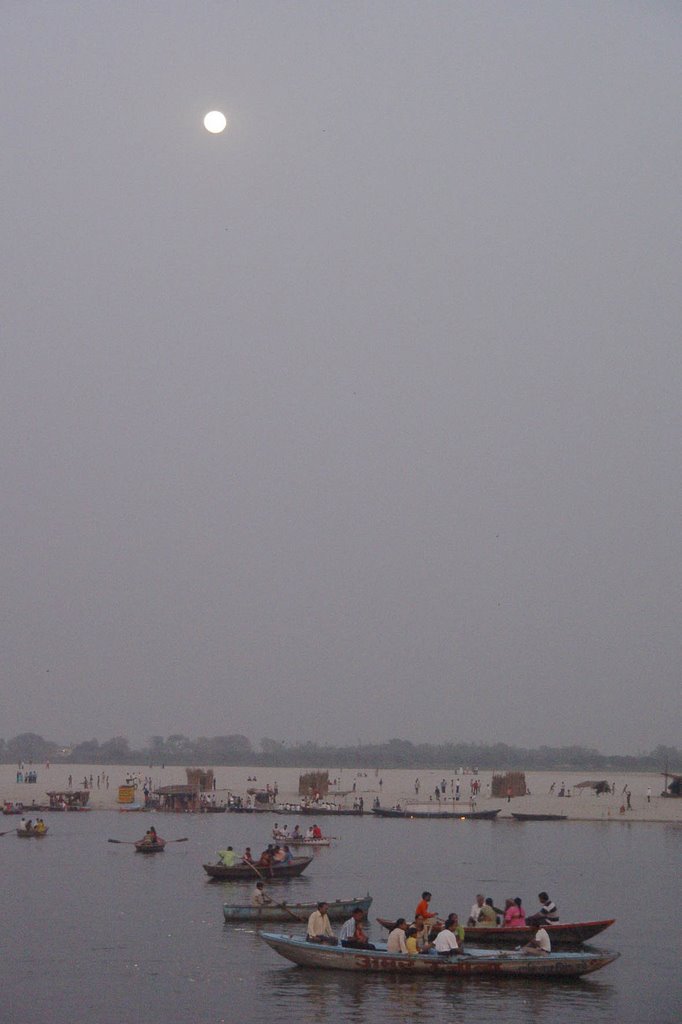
[522,927,551,955]
[339,907,374,950]
[386,919,408,954]
[251,881,270,906]
[467,894,485,925]
[307,902,336,944]
[434,914,465,956]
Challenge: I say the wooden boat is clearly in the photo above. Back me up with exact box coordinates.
[223,895,372,923]
[134,838,166,853]
[16,827,49,837]
[511,812,568,822]
[274,806,363,816]
[376,917,615,947]
[272,833,332,847]
[371,807,501,820]
[203,855,313,880]
[259,932,619,977]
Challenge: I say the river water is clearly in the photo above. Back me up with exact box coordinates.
[2,811,679,1023]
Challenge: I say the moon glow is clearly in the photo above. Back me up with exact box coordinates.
[203,110,227,134]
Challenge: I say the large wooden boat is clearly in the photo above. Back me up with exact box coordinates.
[272,832,332,847]
[376,917,615,947]
[134,838,166,853]
[511,812,568,822]
[223,895,372,923]
[203,856,313,880]
[371,807,501,820]
[259,932,619,977]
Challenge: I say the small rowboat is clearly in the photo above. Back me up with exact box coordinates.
[371,807,501,820]
[223,895,372,923]
[134,838,166,853]
[203,855,313,881]
[260,932,619,977]
[16,827,49,837]
[376,917,615,947]
[511,812,568,822]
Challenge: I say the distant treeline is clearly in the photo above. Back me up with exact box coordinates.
[0,733,680,772]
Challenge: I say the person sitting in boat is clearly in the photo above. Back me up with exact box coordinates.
[242,847,254,864]
[272,845,286,862]
[252,881,272,907]
[292,825,302,839]
[306,902,336,945]
[503,898,525,927]
[217,846,237,867]
[306,826,315,839]
[477,898,500,926]
[521,926,551,956]
[19,816,27,831]
[405,926,419,955]
[34,819,46,834]
[257,845,274,867]
[414,891,438,923]
[339,907,375,950]
[280,844,294,864]
[312,824,322,840]
[513,897,526,924]
[24,819,34,832]
[467,893,485,926]
[386,919,409,954]
[526,892,559,927]
[410,914,431,951]
[433,914,465,957]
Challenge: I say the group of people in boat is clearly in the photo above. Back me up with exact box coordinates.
[305,889,558,956]
[216,843,295,868]
[272,823,324,841]
[139,826,162,846]
[19,817,47,834]
[466,890,559,930]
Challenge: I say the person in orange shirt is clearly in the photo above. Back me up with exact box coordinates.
[414,891,438,922]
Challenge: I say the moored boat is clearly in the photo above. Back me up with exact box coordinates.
[511,812,568,822]
[372,807,501,820]
[134,838,166,853]
[376,916,615,947]
[203,855,313,880]
[223,895,372,923]
[259,932,619,977]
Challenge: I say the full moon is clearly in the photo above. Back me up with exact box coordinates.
[203,110,227,134]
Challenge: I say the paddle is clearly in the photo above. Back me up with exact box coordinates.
[243,858,265,880]
[263,898,307,924]
[0,828,17,837]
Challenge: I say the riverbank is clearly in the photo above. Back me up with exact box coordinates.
[1,763,679,822]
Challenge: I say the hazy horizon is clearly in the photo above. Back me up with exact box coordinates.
[2,3,680,754]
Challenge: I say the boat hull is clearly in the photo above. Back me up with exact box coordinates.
[16,828,48,837]
[203,856,313,880]
[376,917,615,947]
[260,933,619,977]
[372,808,500,820]
[223,895,372,923]
[511,813,568,821]
[134,839,166,853]
[272,836,331,847]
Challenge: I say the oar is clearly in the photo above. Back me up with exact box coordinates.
[263,898,307,924]
[0,828,17,837]
[243,858,265,880]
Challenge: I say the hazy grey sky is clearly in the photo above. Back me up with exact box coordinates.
[2,2,680,753]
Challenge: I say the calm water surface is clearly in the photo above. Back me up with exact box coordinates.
[2,813,679,1023]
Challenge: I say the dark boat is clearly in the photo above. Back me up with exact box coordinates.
[223,894,372,923]
[134,838,166,853]
[372,807,501,820]
[511,812,568,822]
[376,917,615,947]
[203,855,313,880]
[16,827,49,837]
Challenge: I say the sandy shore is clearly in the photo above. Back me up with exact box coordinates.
[1,762,680,823]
